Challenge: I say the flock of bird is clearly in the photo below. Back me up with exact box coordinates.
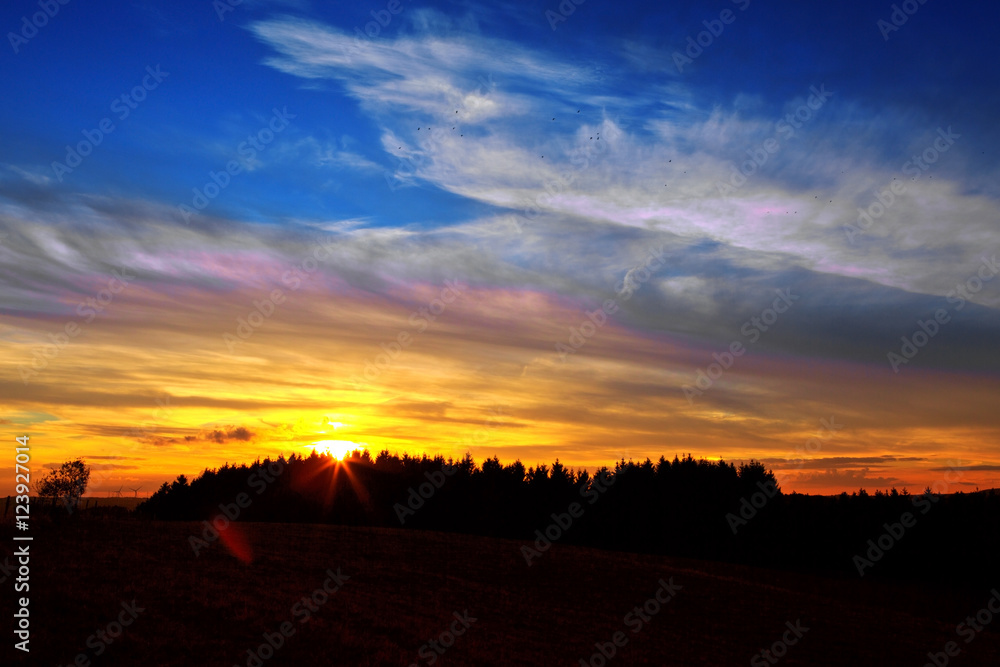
[392,104,848,213]
[398,108,601,158]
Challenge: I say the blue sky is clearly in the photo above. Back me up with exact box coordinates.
[4,0,998,224]
[2,0,1000,494]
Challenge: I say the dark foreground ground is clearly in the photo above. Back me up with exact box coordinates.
[2,517,998,666]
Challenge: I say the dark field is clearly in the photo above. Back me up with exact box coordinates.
[3,517,999,666]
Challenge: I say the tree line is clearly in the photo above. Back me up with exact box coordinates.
[137,449,999,586]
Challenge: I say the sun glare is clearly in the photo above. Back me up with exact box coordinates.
[308,440,361,460]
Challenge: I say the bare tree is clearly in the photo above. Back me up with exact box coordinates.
[36,458,91,512]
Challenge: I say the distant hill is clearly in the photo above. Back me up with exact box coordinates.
[1,495,145,516]
[135,451,1000,587]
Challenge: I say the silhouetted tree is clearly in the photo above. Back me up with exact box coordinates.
[36,458,91,512]
[134,449,1000,587]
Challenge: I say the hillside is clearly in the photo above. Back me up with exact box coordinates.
[3,518,999,666]
[134,453,1000,587]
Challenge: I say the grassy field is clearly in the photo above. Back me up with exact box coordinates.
[2,517,998,665]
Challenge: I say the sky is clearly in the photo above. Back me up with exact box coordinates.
[2,0,999,496]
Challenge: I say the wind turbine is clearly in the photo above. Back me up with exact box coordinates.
[115,485,124,498]
[129,486,142,498]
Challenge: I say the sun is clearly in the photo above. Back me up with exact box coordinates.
[308,440,360,460]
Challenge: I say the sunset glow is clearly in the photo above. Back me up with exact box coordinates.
[308,441,364,461]
[1,0,998,499]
